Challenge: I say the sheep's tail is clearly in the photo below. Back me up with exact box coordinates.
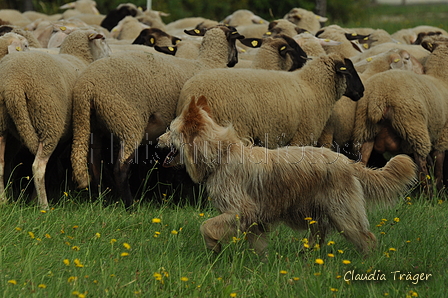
[2,89,39,155]
[354,154,417,206]
[71,80,93,189]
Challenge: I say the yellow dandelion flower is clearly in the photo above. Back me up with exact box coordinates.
[28,231,35,238]
[330,288,338,292]
[123,242,131,250]
[409,290,418,297]
[314,244,320,250]
[230,293,237,297]
[74,259,84,267]
[72,246,80,251]
[304,217,312,221]
[44,233,51,239]
[314,272,321,276]
[292,277,300,281]
[38,284,46,289]
[303,243,310,248]
[8,280,17,285]
[309,220,317,224]
[406,240,411,243]
[280,270,287,275]
[315,258,324,265]
[171,230,178,235]
[426,175,431,180]
[15,227,22,231]
[393,217,400,223]
[95,233,101,238]
[72,225,79,229]
[72,291,80,296]
[67,276,78,283]
[110,239,117,244]
[336,275,342,279]
[338,250,344,254]
[180,277,189,282]
[389,247,396,251]
[199,213,204,217]
[328,253,335,258]
[153,273,162,280]
[342,260,351,264]
[384,252,390,258]
[63,259,70,266]
[438,200,443,204]
[152,218,161,223]
[40,210,47,213]
[384,292,389,296]
[327,241,335,245]
[78,294,86,298]
[121,252,129,257]
[380,232,386,235]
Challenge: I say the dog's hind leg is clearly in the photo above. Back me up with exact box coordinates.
[200,212,237,253]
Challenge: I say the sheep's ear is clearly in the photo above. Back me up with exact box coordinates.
[344,33,370,41]
[315,29,325,38]
[239,38,263,48]
[184,28,206,36]
[59,2,76,9]
[421,40,438,52]
[172,37,182,45]
[154,45,177,56]
[88,33,104,40]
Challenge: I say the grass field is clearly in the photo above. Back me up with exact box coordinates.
[0,191,447,297]
[2,3,448,298]
[343,3,448,33]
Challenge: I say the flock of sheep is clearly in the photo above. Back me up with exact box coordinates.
[0,0,446,209]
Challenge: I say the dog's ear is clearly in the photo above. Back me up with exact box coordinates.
[196,95,212,116]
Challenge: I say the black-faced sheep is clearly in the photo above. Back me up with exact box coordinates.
[0,29,110,209]
[70,25,244,207]
[283,8,327,34]
[176,53,364,150]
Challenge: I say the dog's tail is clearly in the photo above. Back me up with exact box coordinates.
[354,154,417,206]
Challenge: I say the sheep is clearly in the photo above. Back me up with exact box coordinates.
[110,16,149,41]
[176,52,364,152]
[59,0,100,19]
[318,49,425,159]
[234,34,308,71]
[0,25,42,48]
[0,32,30,55]
[350,42,430,67]
[352,35,448,193]
[391,25,448,45]
[137,9,169,31]
[132,28,181,47]
[22,11,62,23]
[70,25,245,207]
[265,19,307,38]
[0,29,111,210]
[283,7,328,34]
[221,9,267,26]
[0,9,31,27]
[316,25,370,58]
[100,3,141,31]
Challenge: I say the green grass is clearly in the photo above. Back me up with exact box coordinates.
[0,192,447,298]
[343,4,448,33]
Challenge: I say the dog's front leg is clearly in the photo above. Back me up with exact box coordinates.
[200,212,238,253]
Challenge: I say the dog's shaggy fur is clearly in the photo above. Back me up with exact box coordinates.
[158,95,417,255]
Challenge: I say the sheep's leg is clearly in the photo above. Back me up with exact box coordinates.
[432,150,445,192]
[32,142,51,210]
[113,144,135,208]
[89,132,103,190]
[359,140,374,164]
[414,153,431,196]
[0,136,6,203]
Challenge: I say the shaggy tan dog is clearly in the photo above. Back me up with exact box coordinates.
[158,95,417,256]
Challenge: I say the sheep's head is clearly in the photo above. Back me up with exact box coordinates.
[184,25,244,67]
[421,35,448,53]
[335,57,364,101]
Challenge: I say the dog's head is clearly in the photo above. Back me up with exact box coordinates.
[158,95,224,183]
